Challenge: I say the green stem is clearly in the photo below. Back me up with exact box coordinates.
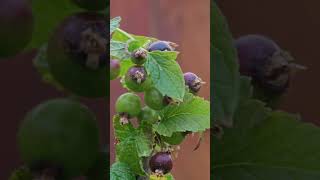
[115,28,135,40]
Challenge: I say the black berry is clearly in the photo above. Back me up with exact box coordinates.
[235,34,304,94]
[184,72,204,94]
[125,66,152,92]
[149,152,173,176]
[148,41,175,52]
[47,12,107,97]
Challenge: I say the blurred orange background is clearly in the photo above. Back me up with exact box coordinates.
[110,0,210,179]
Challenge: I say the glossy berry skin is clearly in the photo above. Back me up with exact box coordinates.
[47,12,107,98]
[110,59,120,80]
[148,41,173,52]
[149,152,173,175]
[144,88,168,110]
[17,99,99,179]
[235,35,291,94]
[138,106,159,124]
[0,0,34,58]
[184,72,203,94]
[116,93,142,118]
[125,66,152,92]
[71,0,108,11]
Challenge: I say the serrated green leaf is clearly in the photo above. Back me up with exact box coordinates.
[33,44,64,91]
[111,17,121,34]
[27,0,83,49]
[110,162,135,180]
[110,40,131,60]
[212,2,240,127]
[212,99,320,180]
[116,137,145,175]
[114,116,153,175]
[145,51,185,101]
[154,93,210,136]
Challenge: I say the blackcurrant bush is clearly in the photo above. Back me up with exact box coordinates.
[0,0,34,58]
[147,41,175,52]
[161,132,186,145]
[110,59,120,80]
[47,12,107,98]
[131,48,147,65]
[144,88,168,110]
[184,72,205,94]
[17,99,99,179]
[235,34,304,94]
[116,93,142,124]
[138,106,159,124]
[125,66,152,92]
[71,0,108,11]
[149,152,173,176]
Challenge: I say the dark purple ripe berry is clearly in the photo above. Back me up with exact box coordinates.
[0,0,34,58]
[147,41,176,52]
[235,34,305,94]
[110,59,120,80]
[125,66,151,92]
[149,152,173,176]
[47,12,107,97]
[184,72,204,94]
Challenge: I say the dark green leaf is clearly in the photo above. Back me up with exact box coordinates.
[211,2,240,127]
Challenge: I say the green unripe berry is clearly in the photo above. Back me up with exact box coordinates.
[144,88,168,110]
[115,93,142,118]
[138,106,159,124]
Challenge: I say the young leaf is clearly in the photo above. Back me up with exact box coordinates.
[154,93,210,136]
[110,162,136,180]
[211,2,240,127]
[110,40,131,60]
[145,51,185,101]
[212,99,320,180]
[111,17,121,34]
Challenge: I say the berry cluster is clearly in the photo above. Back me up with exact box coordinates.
[111,22,207,178]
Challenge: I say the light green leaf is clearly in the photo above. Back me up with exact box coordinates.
[110,162,135,180]
[111,17,121,34]
[145,51,185,101]
[154,93,210,136]
[110,40,131,60]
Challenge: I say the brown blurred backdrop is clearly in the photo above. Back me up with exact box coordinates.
[110,0,210,179]
[217,1,320,125]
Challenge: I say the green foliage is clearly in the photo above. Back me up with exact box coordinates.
[212,1,320,179]
[110,16,210,179]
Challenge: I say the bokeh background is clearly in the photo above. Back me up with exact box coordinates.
[110,0,210,179]
[217,1,320,126]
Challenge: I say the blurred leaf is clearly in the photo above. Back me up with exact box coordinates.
[28,0,83,49]
[212,99,320,180]
[211,2,240,127]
